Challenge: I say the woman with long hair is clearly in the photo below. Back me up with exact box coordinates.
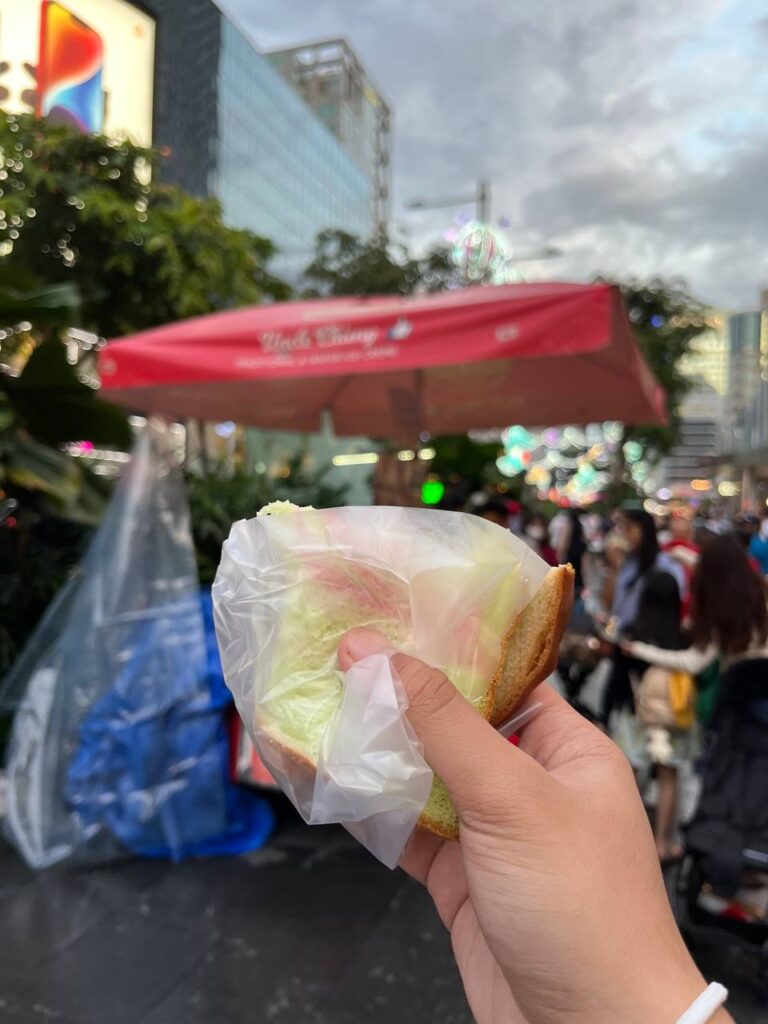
[623,534,768,677]
[616,571,693,861]
[611,510,686,630]
[601,509,686,723]
[562,508,587,595]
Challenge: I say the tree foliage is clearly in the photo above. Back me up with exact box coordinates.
[0,272,126,678]
[604,276,709,460]
[303,229,454,297]
[0,268,130,519]
[0,113,288,339]
[186,457,349,584]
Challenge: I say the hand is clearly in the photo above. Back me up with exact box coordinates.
[619,638,634,655]
[597,638,615,659]
[338,628,732,1024]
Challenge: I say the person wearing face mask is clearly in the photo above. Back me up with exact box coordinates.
[522,511,558,566]
[601,509,686,727]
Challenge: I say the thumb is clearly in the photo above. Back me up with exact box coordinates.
[338,627,549,824]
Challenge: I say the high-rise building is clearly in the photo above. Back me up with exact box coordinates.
[678,312,729,395]
[657,312,728,496]
[659,387,722,494]
[727,311,766,420]
[266,40,391,235]
[0,0,377,280]
[722,309,768,459]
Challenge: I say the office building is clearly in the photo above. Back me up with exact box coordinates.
[659,387,722,495]
[267,39,391,234]
[677,312,729,396]
[0,0,376,280]
[705,301,768,511]
[727,311,766,424]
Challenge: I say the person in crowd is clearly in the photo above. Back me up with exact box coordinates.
[548,507,569,560]
[550,507,587,596]
[594,527,626,616]
[340,627,734,1024]
[734,512,759,553]
[611,509,687,631]
[693,521,717,552]
[472,495,510,529]
[749,512,768,576]
[622,534,768,721]
[522,511,557,565]
[564,508,587,596]
[601,509,686,725]
[661,512,700,620]
[615,571,695,862]
[506,499,525,537]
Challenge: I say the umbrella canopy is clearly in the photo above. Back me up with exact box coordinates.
[99,282,665,436]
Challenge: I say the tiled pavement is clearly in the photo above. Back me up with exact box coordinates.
[0,804,765,1023]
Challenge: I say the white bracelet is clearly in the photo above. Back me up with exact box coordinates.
[676,982,728,1024]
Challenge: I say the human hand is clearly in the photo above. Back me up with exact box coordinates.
[338,628,731,1024]
[597,638,615,659]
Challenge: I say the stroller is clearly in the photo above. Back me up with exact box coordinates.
[675,657,768,997]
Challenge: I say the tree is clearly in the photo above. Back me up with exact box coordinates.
[0,113,289,339]
[618,278,707,452]
[0,270,131,677]
[594,277,709,496]
[303,229,453,297]
[0,267,130,517]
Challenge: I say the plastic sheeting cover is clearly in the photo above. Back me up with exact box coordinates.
[2,420,228,867]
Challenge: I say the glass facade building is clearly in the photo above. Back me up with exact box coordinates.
[144,0,373,280]
[215,20,370,280]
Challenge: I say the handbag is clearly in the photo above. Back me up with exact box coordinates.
[668,670,696,730]
[636,665,695,730]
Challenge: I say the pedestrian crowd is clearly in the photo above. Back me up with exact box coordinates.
[471,494,768,878]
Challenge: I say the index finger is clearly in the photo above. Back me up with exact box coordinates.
[512,681,612,773]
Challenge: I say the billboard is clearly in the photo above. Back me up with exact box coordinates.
[0,0,155,145]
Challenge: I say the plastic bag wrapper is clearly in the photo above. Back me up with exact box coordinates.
[213,506,550,867]
[1,420,238,868]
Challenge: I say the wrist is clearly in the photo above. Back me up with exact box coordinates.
[592,957,722,1024]
[707,1009,733,1024]
[638,969,733,1024]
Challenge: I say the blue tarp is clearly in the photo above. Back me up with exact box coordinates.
[65,590,274,860]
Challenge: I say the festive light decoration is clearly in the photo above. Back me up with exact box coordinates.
[449,220,507,282]
[622,440,643,464]
[495,420,650,504]
[502,425,536,450]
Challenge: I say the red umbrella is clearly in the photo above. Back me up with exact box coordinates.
[99,282,665,435]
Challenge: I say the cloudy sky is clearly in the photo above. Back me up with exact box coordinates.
[220,0,768,310]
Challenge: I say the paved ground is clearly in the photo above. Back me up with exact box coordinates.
[0,801,766,1023]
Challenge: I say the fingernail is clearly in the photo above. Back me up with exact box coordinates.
[342,627,392,664]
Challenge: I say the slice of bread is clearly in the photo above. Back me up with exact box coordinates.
[258,562,574,844]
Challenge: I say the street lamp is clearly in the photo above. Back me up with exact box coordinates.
[406,179,491,223]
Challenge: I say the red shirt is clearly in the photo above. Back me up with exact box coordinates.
[662,540,699,618]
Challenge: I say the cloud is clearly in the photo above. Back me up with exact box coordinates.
[220,0,768,308]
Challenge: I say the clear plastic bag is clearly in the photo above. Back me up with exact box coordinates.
[2,420,232,867]
[213,506,549,867]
